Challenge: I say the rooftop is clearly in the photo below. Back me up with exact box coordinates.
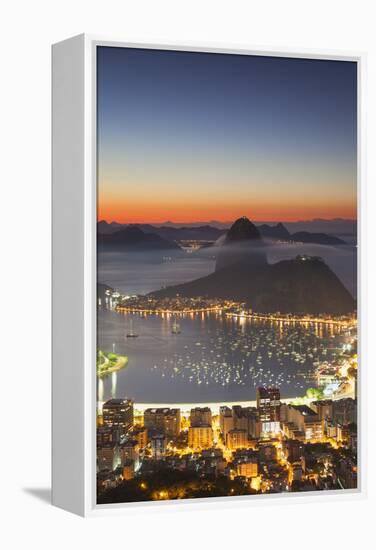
[103,398,133,407]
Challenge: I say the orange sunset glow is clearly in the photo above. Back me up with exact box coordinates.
[98,198,356,224]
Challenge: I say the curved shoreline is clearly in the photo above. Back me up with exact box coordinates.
[97,355,128,378]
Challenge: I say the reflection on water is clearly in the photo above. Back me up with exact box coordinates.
[111,372,117,398]
[97,308,346,404]
[98,378,104,402]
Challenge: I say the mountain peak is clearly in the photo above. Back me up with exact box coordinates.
[226,217,261,242]
[216,217,266,272]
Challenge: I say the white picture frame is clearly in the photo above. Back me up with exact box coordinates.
[52,34,366,517]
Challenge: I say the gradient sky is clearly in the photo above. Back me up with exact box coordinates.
[97,47,357,223]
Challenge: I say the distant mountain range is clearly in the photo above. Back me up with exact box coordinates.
[150,217,355,315]
[146,218,356,234]
[97,220,347,247]
[257,224,346,245]
[288,231,345,246]
[97,225,181,251]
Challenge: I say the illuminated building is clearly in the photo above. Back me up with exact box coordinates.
[317,368,338,387]
[122,460,135,480]
[132,426,148,449]
[102,398,134,437]
[281,422,305,440]
[258,442,277,462]
[164,409,181,436]
[200,448,227,475]
[219,406,234,440]
[144,408,181,437]
[190,407,212,427]
[119,439,139,469]
[151,434,167,459]
[237,459,258,478]
[289,462,303,484]
[232,405,260,439]
[282,439,304,463]
[188,425,213,449]
[232,406,249,431]
[304,418,324,441]
[338,458,357,489]
[256,387,281,434]
[285,405,323,441]
[333,398,357,425]
[97,443,117,471]
[226,429,248,450]
[337,424,351,443]
[325,421,337,439]
[310,400,334,421]
[97,426,115,446]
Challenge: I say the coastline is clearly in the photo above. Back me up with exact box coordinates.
[98,397,308,415]
[97,387,354,415]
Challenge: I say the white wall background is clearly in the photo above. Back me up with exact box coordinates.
[1,0,375,548]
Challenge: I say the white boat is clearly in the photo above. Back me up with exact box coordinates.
[172,319,181,334]
[126,319,139,338]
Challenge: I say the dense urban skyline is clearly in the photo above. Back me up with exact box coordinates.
[97,47,357,223]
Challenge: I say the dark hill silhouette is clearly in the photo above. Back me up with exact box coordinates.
[290,231,346,245]
[97,221,346,246]
[215,216,267,272]
[152,256,354,314]
[257,223,346,245]
[150,217,355,315]
[257,222,291,241]
[147,225,225,241]
[98,226,181,251]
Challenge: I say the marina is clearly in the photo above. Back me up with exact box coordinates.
[97,306,351,404]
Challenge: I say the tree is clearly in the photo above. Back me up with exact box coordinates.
[305,388,324,400]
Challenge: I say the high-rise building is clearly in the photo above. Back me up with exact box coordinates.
[282,439,304,463]
[256,387,281,433]
[144,408,181,437]
[285,404,323,441]
[102,398,134,436]
[122,460,135,480]
[97,426,115,446]
[232,406,260,439]
[219,406,234,440]
[151,434,167,459]
[236,459,258,478]
[190,407,212,427]
[188,425,213,449]
[164,409,181,436]
[119,439,140,469]
[258,442,277,462]
[333,398,357,425]
[232,406,249,431]
[226,429,248,450]
[310,400,333,421]
[97,443,118,471]
[131,426,148,449]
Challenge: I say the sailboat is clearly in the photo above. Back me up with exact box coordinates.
[171,318,181,334]
[126,318,139,338]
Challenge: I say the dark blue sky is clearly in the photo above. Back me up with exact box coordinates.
[97,46,357,223]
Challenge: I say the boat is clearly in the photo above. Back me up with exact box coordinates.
[172,319,181,334]
[126,319,139,338]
